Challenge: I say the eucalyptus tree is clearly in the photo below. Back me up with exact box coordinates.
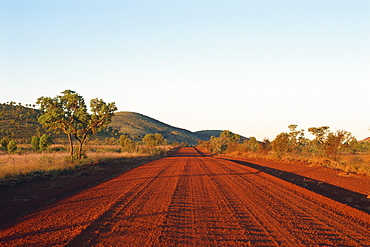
[37,90,117,160]
[324,130,353,160]
[209,130,240,154]
[308,126,330,156]
[142,133,164,153]
[119,134,136,153]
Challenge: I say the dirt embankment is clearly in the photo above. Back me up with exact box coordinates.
[0,147,369,246]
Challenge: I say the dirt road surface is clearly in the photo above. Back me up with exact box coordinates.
[1,147,369,246]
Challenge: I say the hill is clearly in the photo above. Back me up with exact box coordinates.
[0,104,229,145]
[110,112,221,145]
[0,103,43,141]
[193,130,223,140]
[360,137,370,142]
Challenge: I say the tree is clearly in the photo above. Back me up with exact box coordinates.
[259,138,271,154]
[243,137,259,152]
[288,124,305,153]
[272,132,292,155]
[120,135,136,153]
[1,137,10,151]
[73,98,117,159]
[209,130,241,154]
[324,130,353,160]
[7,140,17,154]
[31,136,40,152]
[37,90,117,160]
[308,126,330,156]
[39,134,52,151]
[142,133,164,153]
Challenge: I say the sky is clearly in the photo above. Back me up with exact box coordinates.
[1,0,370,141]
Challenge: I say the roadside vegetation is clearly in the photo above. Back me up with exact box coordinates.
[197,127,370,176]
[0,90,182,182]
[0,133,178,181]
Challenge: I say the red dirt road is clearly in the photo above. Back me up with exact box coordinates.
[1,147,369,246]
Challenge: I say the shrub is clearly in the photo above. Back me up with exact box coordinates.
[31,136,40,152]
[1,137,10,150]
[7,140,17,154]
[39,134,53,151]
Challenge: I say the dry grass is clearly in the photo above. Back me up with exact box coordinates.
[0,152,72,180]
[0,151,150,181]
[86,151,149,162]
[333,154,370,175]
[223,151,370,176]
[0,144,174,181]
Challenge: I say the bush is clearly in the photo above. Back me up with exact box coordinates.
[39,134,53,151]
[7,140,17,154]
[31,136,40,152]
[1,137,10,151]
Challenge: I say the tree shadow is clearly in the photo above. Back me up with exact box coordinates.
[224,158,370,214]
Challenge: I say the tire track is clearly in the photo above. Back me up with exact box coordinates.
[207,157,370,246]
[197,157,298,246]
[67,158,178,246]
[156,158,197,246]
[0,159,178,246]
[1,147,369,246]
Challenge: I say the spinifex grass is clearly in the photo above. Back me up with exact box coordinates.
[0,151,149,180]
[0,153,72,180]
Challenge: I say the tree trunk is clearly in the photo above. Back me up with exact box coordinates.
[75,132,88,160]
[66,133,74,161]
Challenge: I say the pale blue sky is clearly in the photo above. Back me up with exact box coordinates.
[1,0,370,140]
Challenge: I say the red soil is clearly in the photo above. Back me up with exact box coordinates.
[0,147,369,246]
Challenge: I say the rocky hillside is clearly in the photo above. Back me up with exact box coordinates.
[0,104,226,145]
[110,112,223,145]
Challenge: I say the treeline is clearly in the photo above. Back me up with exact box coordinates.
[197,130,271,155]
[1,134,57,154]
[270,125,367,159]
[198,125,370,159]
[119,133,187,155]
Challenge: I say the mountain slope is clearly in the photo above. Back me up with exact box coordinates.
[193,130,223,140]
[110,112,212,145]
[0,103,42,140]
[0,105,227,145]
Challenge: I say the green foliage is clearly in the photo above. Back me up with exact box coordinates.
[271,125,356,160]
[119,135,136,153]
[31,136,40,152]
[287,124,306,153]
[324,130,353,160]
[0,103,42,141]
[37,90,117,160]
[272,132,291,155]
[243,137,259,152]
[209,130,241,154]
[142,133,164,153]
[7,140,17,154]
[1,137,10,150]
[109,112,224,145]
[39,134,53,151]
[308,126,330,155]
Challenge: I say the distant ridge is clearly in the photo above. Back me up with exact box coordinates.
[360,137,370,142]
[0,104,238,145]
[193,130,224,140]
[110,112,224,145]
